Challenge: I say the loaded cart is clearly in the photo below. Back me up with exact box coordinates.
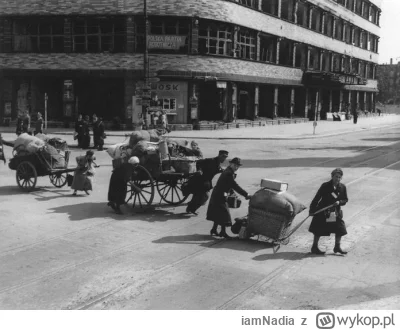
[1,133,75,192]
[112,140,200,209]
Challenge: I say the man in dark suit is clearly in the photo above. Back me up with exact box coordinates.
[185,150,229,215]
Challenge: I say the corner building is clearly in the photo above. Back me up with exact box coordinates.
[0,0,381,127]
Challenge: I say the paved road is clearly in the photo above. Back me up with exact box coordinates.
[0,123,399,309]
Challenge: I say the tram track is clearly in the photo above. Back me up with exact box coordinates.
[1,141,400,309]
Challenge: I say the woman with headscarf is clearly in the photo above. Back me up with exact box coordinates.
[206,157,252,239]
[71,150,96,196]
[107,156,140,214]
[309,168,349,255]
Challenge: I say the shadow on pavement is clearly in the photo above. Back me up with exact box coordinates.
[253,251,326,261]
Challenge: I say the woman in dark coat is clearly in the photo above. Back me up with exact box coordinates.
[206,157,251,239]
[309,168,349,255]
[74,114,84,148]
[92,114,105,151]
[107,156,139,214]
[81,115,91,149]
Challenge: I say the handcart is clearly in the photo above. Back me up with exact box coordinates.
[1,135,75,192]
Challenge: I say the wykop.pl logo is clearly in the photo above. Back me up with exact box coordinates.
[316,313,335,329]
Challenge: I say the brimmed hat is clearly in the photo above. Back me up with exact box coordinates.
[331,168,343,176]
[219,150,229,156]
[229,157,243,166]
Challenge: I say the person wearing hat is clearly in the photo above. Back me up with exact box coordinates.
[71,150,96,196]
[107,156,140,214]
[309,168,349,254]
[92,114,105,151]
[185,150,228,215]
[206,157,252,239]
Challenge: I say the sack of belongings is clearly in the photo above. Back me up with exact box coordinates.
[14,133,45,154]
[106,142,132,160]
[41,144,65,169]
[128,129,166,148]
[247,188,306,240]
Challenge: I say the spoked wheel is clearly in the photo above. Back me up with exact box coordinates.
[16,161,37,192]
[156,176,189,205]
[125,165,155,209]
[49,172,68,188]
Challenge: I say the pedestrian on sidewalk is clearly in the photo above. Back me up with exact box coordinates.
[308,168,349,255]
[107,156,140,214]
[185,150,228,215]
[71,150,96,196]
[92,114,105,151]
[34,112,43,135]
[81,115,91,149]
[74,114,84,148]
[353,106,359,124]
[206,157,251,239]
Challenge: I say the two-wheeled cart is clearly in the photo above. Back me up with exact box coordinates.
[2,137,75,192]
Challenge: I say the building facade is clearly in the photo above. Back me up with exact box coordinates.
[377,59,400,105]
[0,0,381,127]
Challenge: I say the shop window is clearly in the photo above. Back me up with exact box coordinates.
[237,29,256,60]
[259,33,276,63]
[199,22,232,56]
[11,18,64,52]
[261,0,279,16]
[236,0,259,9]
[162,98,176,112]
[72,17,126,53]
[296,1,309,28]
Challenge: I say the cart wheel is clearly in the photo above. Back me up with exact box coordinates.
[49,172,67,188]
[157,177,189,205]
[16,161,37,192]
[125,165,155,209]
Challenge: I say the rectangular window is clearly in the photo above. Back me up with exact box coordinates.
[237,29,256,60]
[72,17,126,53]
[11,18,64,53]
[262,0,279,16]
[238,0,259,9]
[199,21,232,56]
[162,98,176,111]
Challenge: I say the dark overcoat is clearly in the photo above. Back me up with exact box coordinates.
[206,166,248,226]
[93,120,105,147]
[108,163,134,206]
[309,180,348,236]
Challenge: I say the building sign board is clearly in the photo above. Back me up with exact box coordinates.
[148,35,187,50]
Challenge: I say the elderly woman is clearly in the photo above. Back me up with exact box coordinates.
[107,156,140,214]
[71,150,96,196]
[309,168,349,255]
[206,157,252,239]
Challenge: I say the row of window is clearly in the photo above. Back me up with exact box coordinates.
[233,0,380,26]
[231,0,379,53]
[0,16,376,79]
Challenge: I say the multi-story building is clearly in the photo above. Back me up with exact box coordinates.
[0,0,381,128]
[377,59,400,105]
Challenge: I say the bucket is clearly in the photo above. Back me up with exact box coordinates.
[158,140,169,159]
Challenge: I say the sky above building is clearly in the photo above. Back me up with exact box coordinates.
[379,0,400,64]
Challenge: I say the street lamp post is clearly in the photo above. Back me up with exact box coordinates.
[143,0,149,129]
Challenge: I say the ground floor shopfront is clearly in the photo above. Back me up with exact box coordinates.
[0,69,377,127]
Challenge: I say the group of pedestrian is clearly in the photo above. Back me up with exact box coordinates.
[74,114,105,150]
[16,111,44,136]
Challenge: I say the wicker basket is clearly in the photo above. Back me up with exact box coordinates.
[170,158,196,174]
[247,207,294,240]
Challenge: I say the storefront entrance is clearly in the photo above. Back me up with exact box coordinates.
[74,78,124,120]
[199,82,223,121]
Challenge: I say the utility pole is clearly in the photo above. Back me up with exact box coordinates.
[143,0,149,129]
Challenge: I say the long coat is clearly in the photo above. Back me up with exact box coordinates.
[71,156,95,191]
[108,163,133,206]
[93,120,105,147]
[309,180,348,237]
[186,157,223,212]
[206,166,248,226]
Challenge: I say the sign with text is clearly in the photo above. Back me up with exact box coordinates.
[148,35,187,50]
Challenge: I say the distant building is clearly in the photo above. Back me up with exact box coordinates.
[377,59,400,104]
[0,0,381,127]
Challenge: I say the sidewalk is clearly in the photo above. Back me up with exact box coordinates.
[1,114,399,143]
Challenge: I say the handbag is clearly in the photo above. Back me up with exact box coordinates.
[66,174,74,186]
[226,190,242,209]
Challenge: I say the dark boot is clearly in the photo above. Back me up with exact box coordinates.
[210,222,219,236]
[311,246,326,254]
[333,245,348,254]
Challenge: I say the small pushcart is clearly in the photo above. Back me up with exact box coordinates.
[2,136,75,192]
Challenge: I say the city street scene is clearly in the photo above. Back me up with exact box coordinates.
[0,0,399,320]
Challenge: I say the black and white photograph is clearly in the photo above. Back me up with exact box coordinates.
[0,0,399,328]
